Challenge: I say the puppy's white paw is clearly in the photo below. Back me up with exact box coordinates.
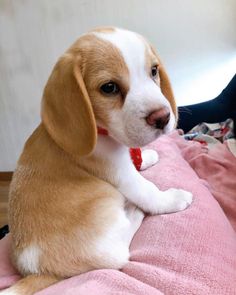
[161,188,193,213]
[140,149,159,171]
[136,180,193,215]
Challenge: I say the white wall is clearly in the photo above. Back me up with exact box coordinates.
[0,0,236,170]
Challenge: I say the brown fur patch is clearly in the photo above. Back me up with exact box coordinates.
[70,34,130,127]
[41,53,97,157]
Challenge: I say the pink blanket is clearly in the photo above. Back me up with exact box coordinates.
[1,133,236,294]
[173,133,236,231]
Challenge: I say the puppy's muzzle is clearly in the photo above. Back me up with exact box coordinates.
[146,107,170,129]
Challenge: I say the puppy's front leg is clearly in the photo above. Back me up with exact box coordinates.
[92,138,192,215]
[118,162,192,215]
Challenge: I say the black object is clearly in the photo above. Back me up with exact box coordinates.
[178,74,236,135]
[0,225,9,240]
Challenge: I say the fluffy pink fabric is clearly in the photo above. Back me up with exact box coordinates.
[0,133,236,294]
[172,133,236,231]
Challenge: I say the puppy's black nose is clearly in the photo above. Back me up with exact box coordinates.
[146,107,170,129]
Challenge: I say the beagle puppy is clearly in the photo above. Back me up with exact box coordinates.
[2,27,192,295]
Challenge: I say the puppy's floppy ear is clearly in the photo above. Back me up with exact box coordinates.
[41,54,97,156]
[158,64,177,119]
[159,65,178,120]
[150,45,177,119]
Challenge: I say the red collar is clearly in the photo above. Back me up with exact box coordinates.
[97,126,142,171]
[97,126,109,136]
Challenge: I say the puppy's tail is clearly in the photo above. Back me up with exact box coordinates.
[0,274,59,295]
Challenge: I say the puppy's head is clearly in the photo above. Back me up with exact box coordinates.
[42,27,177,156]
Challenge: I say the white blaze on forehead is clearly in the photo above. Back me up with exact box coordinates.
[93,28,147,85]
[92,28,167,108]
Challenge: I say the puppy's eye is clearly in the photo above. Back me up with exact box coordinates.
[100,82,120,95]
[151,65,158,78]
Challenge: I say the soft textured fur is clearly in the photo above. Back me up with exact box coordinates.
[2,27,192,295]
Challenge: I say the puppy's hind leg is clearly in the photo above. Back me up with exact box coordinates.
[92,204,144,271]
[123,203,144,246]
